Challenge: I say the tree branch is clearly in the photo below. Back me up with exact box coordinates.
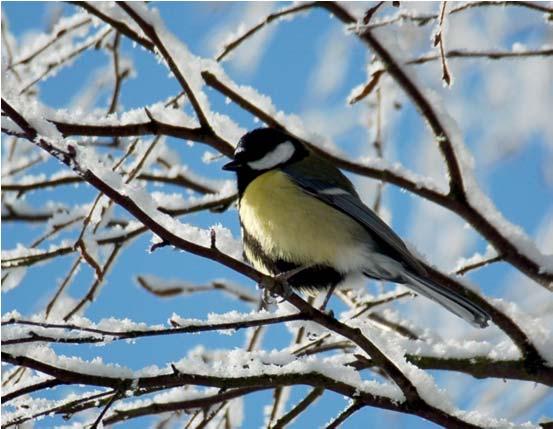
[118,2,211,130]
[2,313,309,346]
[1,351,485,429]
[49,118,234,157]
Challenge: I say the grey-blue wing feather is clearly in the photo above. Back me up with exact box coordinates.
[282,167,426,275]
[283,165,490,327]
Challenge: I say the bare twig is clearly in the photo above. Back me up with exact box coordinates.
[216,2,317,62]
[449,1,553,15]
[70,1,155,51]
[118,2,211,129]
[1,378,63,403]
[325,401,363,429]
[107,32,128,114]
[350,47,553,105]
[45,256,82,318]
[1,314,308,345]
[455,254,504,276]
[90,390,120,429]
[3,168,219,195]
[409,47,553,65]
[1,245,74,269]
[137,276,258,304]
[1,155,44,177]
[49,116,234,157]
[19,26,112,94]
[3,388,114,427]
[434,1,452,86]
[2,16,22,82]
[372,87,384,212]
[9,16,91,68]
[270,387,324,429]
[64,243,123,320]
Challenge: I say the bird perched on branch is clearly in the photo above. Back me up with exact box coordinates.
[223,127,490,328]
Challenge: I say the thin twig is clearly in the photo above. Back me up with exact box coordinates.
[1,378,63,403]
[45,256,82,318]
[434,1,452,86]
[107,32,127,114]
[137,276,258,304]
[2,313,309,345]
[406,47,553,65]
[49,116,235,157]
[70,1,155,51]
[325,401,363,429]
[216,2,317,62]
[455,254,503,276]
[63,243,123,320]
[90,390,120,429]
[271,387,324,429]
[19,26,112,94]
[10,17,92,68]
[118,2,211,130]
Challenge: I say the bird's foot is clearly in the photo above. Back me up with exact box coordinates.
[320,284,337,311]
[258,274,292,301]
[258,265,313,302]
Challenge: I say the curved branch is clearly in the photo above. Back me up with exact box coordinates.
[405,355,553,386]
[407,47,553,65]
[216,2,318,62]
[1,313,308,346]
[1,378,63,402]
[214,1,553,65]
[1,351,484,429]
[49,119,235,157]
[3,170,219,195]
[69,1,155,51]
[9,16,92,68]
[102,387,264,426]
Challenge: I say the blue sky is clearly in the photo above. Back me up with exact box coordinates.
[2,2,552,428]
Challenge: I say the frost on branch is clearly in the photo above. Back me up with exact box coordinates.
[2,2,553,428]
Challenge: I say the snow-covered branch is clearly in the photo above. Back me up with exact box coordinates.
[3,2,551,427]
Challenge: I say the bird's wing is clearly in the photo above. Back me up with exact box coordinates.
[282,167,426,275]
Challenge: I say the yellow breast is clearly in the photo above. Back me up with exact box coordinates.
[239,170,368,271]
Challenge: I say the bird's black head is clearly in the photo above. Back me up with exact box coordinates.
[223,128,309,194]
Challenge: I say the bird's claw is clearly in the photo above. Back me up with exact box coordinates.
[258,265,312,303]
[258,275,292,301]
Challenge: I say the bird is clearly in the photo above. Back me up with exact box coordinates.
[222,127,490,328]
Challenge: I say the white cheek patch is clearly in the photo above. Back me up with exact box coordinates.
[248,141,295,170]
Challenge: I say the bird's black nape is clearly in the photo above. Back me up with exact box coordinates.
[235,127,307,165]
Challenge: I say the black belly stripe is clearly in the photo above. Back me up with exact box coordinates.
[241,226,345,290]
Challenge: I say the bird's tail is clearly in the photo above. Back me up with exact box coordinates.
[402,271,490,328]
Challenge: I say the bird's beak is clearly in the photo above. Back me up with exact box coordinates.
[222,159,242,171]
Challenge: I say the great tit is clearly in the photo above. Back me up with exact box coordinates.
[223,127,490,328]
